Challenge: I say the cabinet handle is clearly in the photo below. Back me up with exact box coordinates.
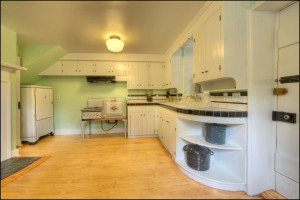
[141,114,142,116]
[166,121,169,123]
[201,72,204,74]
[205,70,208,73]
[137,84,138,86]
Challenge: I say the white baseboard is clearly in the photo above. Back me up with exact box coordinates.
[11,149,20,157]
[55,128,125,135]
[127,135,158,138]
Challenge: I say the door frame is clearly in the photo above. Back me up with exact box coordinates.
[1,71,12,161]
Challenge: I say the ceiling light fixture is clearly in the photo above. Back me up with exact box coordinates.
[106,35,124,53]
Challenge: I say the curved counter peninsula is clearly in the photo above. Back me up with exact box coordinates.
[127,102,247,192]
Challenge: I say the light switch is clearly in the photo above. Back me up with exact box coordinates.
[56,95,60,100]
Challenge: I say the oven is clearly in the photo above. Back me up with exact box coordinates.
[103,99,126,119]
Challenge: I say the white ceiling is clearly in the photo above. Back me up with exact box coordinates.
[1,1,206,54]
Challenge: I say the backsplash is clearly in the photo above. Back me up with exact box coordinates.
[128,95,167,103]
[210,91,248,111]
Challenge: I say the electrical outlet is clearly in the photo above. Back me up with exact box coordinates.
[56,95,60,100]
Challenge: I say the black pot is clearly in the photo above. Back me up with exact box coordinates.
[183,144,214,171]
[205,123,227,145]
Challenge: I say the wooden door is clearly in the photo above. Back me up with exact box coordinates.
[205,8,221,81]
[275,2,299,199]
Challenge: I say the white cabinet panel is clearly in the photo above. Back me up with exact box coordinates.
[205,8,222,80]
[149,63,164,89]
[129,111,143,136]
[35,88,53,120]
[143,111,155,136]
[138,62,149,89]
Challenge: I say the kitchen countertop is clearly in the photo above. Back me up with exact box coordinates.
[127,102,247,118]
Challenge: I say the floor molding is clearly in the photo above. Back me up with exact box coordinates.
[55,128,124,135]
[1,156,51,187]
[260,190,286,199]
[11,149,19,157]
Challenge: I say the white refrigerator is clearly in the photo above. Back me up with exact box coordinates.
[20,85,54,144]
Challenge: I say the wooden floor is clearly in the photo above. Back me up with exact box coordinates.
[1,134,261,199]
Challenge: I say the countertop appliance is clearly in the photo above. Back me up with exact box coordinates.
[20,85,54,144]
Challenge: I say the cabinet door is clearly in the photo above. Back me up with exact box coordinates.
[149,63,163,89]
[170,120,176,159]
[35,88,53,120]
[165,58,172,88]
[94,61,111,75]
[127,62,139,89]
[143,111,155,136]
[129,112,143,136]
[113,62,127,76]
[138,62,149,89]
[85,61,96,75]
[205,8,221,80]
[60,61,72,75]
[193,27,206,83]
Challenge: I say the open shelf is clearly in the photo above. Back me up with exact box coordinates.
[176,160,244,185]
[180,135,241,150]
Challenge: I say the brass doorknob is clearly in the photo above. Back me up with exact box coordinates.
[284,115,290,120]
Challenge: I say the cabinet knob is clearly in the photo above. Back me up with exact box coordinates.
[201,72,204,74]
[205,70,208,73]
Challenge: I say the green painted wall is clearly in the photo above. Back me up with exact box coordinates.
[1,25,18,151]
[34,76,166,132]
[250,1,257,6]
[18,45,68,84]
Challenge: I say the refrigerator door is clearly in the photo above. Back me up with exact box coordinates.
[36,88,53,120]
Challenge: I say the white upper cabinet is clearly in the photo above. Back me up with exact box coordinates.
[149,62,165,89]
[193,7,222,83]
[193,2,248,89]
[170,49,183,93]
[127,62,165,89]
[39,60,128,76]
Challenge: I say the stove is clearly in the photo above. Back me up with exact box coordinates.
[81,107,103,120]
[81,98,126,120]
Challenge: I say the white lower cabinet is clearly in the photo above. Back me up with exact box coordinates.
[128,106,155,137]
[128,106,177,159]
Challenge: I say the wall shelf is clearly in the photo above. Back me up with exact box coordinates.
[180,135,241,150]
[1,62,27,72]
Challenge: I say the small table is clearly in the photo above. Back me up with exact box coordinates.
[81,118,127,140]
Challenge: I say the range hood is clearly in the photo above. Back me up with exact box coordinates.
[87,76,116,83]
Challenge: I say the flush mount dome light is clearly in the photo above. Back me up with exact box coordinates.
[106,35,124,52]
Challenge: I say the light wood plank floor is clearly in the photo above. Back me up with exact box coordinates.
[2,134,261,199]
